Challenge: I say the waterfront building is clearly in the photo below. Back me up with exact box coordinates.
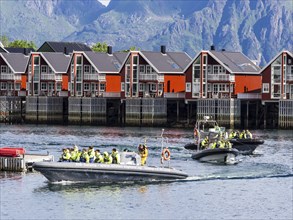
[37,41,92,53]
[0,53,29,97]
[27,52,70,96]
[260,50,293,128]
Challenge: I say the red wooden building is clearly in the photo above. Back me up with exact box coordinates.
[184,47,261,100]
[260,51,293,101]
[27,52,70,96]
[0,53,29,96]
[119,46,191,99]
[69,48,128,97]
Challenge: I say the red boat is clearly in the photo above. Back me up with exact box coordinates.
[0,147,26,157]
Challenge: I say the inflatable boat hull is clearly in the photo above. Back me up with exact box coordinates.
[33,162,188,183]
[191,148,239,164]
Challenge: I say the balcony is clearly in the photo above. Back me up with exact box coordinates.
[237,93,261,100]
[286,75,293,81]
[0,74,21,80]
[41,74,55,80]
[84,74,106,81]
[164,92,185,99]
[207,74,235,82]
[140,74,164,82]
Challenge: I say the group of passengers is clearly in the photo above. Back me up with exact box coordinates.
[59,146,120,164]
[200,136,232,150]
[59,144,149,166]
[229,130,252,139]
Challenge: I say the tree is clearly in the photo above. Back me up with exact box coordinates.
[91,42,108,52]
[8,40,37,50]
[121,46,140,52]
[0,35,10,47]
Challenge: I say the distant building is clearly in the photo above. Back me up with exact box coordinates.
[0,53,29,96]
[260,50,293,101]
[184,46,261,100]
[26,52,70,96]
[37,41,92,53]
[4,47,35,54]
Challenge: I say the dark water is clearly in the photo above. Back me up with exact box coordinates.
[0,125,292,220]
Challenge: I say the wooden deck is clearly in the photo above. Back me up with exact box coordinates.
[0,153,54,172]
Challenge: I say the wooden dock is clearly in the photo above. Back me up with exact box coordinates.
[0,154,54,172]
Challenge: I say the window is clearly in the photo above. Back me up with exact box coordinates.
[7,83,13,90]
[151,84,157,91]
[76,56,82,65]
[41,65,47,74]
[139,65,145,74]
[139,83,144,92]
[262,83,269,93]
[84,65,90,73]
[133,56,138,65]
[158,83,163,91]
[121,82,125,92]
[1,65,7,73]
[146,65,151,74]
[100,83,105,91]
[56,83,62,91]
[1,83,7,90]
[15,83,21,91]
[91,83,96,92]
[48,82,54,91]
[84,83,90,91]
[186,83,191,92]
[33,56,40,65]
[41,83,47,91]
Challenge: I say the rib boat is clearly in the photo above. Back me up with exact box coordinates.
[191,148,239,164]
[33,152,188,183]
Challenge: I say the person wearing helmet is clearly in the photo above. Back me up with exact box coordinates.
[94,149,103,163]
[103,152,112,164]
[138,144,148,166]
[111,148,120,164]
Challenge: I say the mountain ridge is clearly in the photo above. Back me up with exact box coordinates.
[0,0,292,66]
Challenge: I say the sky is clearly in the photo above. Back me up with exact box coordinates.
[98,0,110,6]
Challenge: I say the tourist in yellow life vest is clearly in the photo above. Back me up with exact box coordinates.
[94,149,103,163]
[200,137,209,149]
[60,148,71,162]
[229,131,236,139]
[245,130,252,139]
[80,148,90,163]
[88,146,95,163]
[216,140,225,149]
[111,148,120,164]
[224,140,232,149]
[210,142,217,149]
[103,152,113,164]
[70,148,78,162]
[138,144,148,166]
[240,130,247,139]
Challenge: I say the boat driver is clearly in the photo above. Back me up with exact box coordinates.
[138,144,148,166]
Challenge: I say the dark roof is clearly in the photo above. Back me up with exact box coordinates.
[0,47,8,53]
[38,41,92,53]
[83,51,128,73]
[4,47,35,54]
[41,52,70,73]
[210,51,260,73]
[0,53,29,73]
[140,51,191,73]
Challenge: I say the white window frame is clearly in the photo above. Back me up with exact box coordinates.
[100,83,105,92]
[139,65,145,74]
[1,82,7,90]
[150,83,157,92]
[121,82,125,92]
[84,83,90,91]
[15,83,21,91]
[56,82,62,91]
[139,83,144,92]
[41,83,47,91]
[84,65,90,74]
[186,83,191,92]
[1,65,7,73]
[41,65,47,74]
[262,83,269,93]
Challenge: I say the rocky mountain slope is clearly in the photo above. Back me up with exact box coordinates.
[0,0,292,65]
